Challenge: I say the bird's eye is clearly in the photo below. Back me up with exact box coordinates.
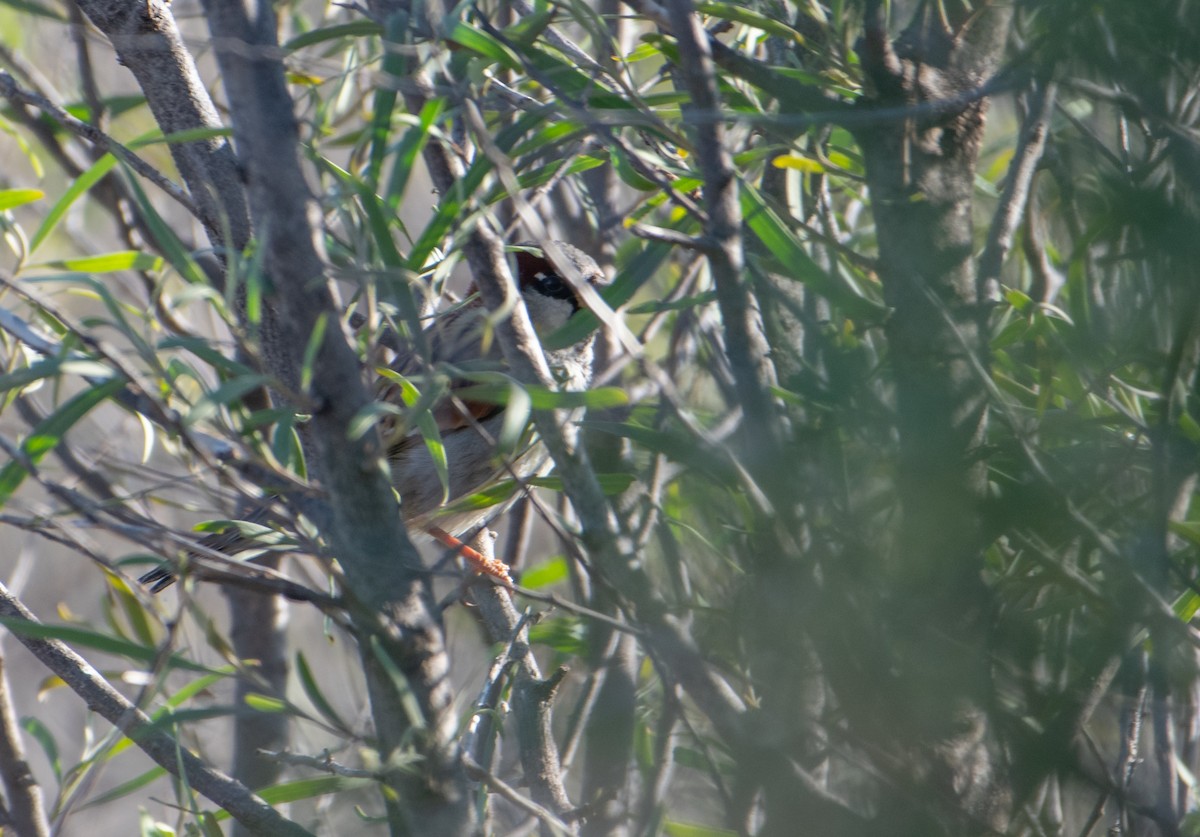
[533,271,574,302]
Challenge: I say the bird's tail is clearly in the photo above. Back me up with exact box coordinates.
[139,508,282,592]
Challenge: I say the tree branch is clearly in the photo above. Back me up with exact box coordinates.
[71,0,251,253]
[196,0,469,830]
[0,651,50,837]
[0,582,313,837]
[466,532,574,822]
[0,70,202,221]
[662,0,784,464]
[978,80,1057,301]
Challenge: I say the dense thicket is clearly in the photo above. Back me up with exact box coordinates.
[0,2,1197,836]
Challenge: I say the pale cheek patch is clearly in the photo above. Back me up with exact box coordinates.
[522,290,575,334]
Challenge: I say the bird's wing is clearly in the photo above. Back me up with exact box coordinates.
[376,299,507,443]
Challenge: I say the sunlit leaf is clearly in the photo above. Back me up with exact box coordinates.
[0,187,44,210]
[29,154,118,253]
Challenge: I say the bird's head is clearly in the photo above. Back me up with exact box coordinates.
[513,242,608,338]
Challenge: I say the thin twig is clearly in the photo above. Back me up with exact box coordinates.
[0,71,202,221]
[0,582,314,837]
[0,652,50,837]
[978,80,1057,301]
[462,755,574,835]
[257,749,381,780]
[467,532,576,824]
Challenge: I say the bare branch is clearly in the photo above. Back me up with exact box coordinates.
[0,582,314,837]
[462,755,575,836]
[71,0,251,252]
[0,70,202,220]
[0,652,50,837]
[979,80,1057,301]
[467,532,575,823]
[662,0,784,459]
[257,749,381,780]
[196,0,468,829]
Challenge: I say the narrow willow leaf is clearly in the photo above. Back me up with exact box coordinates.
[184,374,272,427]
[120,172,210,289]
[740,182,882,320]
[283,20,380,51]
[0,617,215,673]
[33,250,163,273]
[300,313,328,393]
[528,616,586,656]
[21,717,61,781]
[0,377,124,506]
[497,382,531,453]
[79,766,167,809]
[0,357,62,393]
[663,821,738,837]
[528,473,635,494]
[107,572,158,647]
[446,21,521,70]
[296,651,351,732]
[385,98,443,208]
[29,153,118,253]
[519,556,569,589]
[0,188,44,210]
[243,693,289,713]
[696,1,803,41]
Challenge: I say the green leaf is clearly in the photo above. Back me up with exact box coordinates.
[29,153,118,253]
[0,115,45,178]
[0,617,215,673]
[664,821,737,837]
[695,2,803,42]
[376,373,451,503]
[611,148,659,191]
[0,377,125,506]
[0,357,62,393]
[0,188,44,210]
[158,336,255,377]
[34,251,163,273]
[528,616,586,656]
[80,766,167,809]
[367,13,405,190]
[518,555,569,589]
[740,183,883,320]
[21,717,60,781]
[529,473,635,495]
[243,693,289,713]
[436,479,522,515]
[107,573,158,647]
[300,313,328,393]
[385,98,443,208]
[498,382,532,453]
[446,21,522,70]
[184,374,273,427]
[283,20,381,52]
[296,652,351,732]
[584,420,741,486]
[120,169,210,286]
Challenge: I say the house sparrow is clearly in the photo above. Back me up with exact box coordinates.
[140,241,607,591]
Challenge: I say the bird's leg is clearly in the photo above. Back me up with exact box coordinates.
[426,526,514,584]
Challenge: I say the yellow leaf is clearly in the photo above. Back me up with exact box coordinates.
[772,154,825,173]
